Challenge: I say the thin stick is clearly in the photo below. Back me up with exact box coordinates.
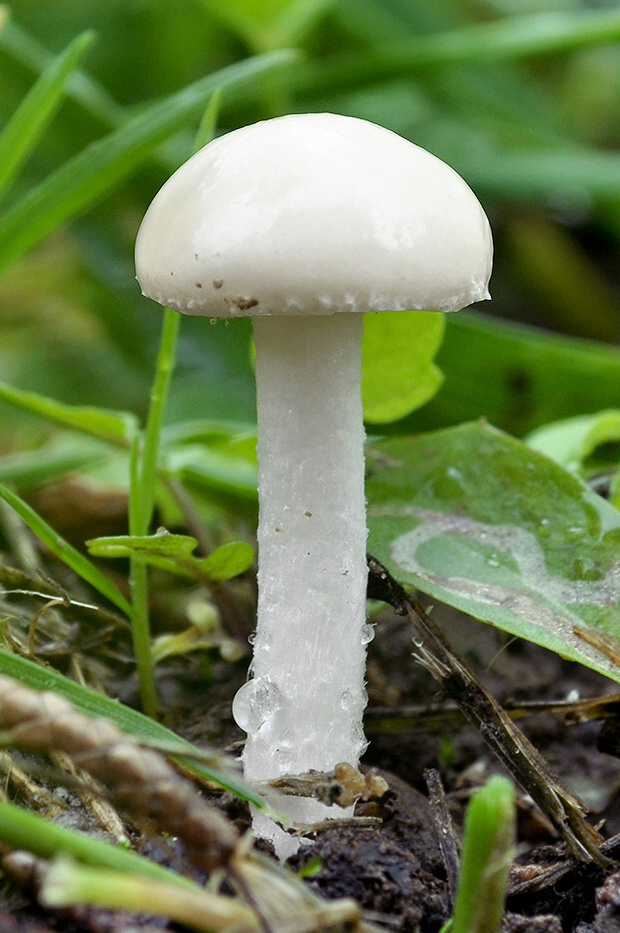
[367,556,608,868]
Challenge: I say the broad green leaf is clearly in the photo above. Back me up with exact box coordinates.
[0,379,137,447]
[0,648,265,808]
[0,483,133,619]
[527,411,620,474]
[362,309,444,424]
[367,421,620,684]
[88,531,254,583]
[199,540,255,581]
[0,30,94,203]
[0,49,297,275]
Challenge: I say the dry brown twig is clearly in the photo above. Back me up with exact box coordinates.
[367,555,609,868]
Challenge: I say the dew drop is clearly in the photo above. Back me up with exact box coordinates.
[361,623,375,645]
[538,518,551,538]
[232,678,282,735]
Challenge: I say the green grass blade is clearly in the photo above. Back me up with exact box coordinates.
[300,8,620,95]
[0,379,137,446]
[192,86,223,153]
[136,308,180,534]
[0,48,297,275]
[0,19,124,127]
[0,649,266,807]
[0,444,107,491]
[0,30,95,203]
[451,777,515,933]
[0,483,133,618]
[0,800,197,888]
[41,860,257,933]
[459,148,620,201]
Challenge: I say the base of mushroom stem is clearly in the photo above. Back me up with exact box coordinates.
[250,791,355,861]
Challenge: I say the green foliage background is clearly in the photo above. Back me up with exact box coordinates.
[2,0,620,688]
[2,0,620,442]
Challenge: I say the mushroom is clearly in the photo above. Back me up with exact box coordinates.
[135,112,493,846]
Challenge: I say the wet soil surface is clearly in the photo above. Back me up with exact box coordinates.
[3,599,620,932]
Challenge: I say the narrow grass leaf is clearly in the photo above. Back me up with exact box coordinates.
[0,649,266,807]
[0,379,137,446]
[0,483,133,618]
[451,776,515,933]
[0,443,107,491]
[300,8,620,95]
[41,860,256,932]
[0,49,298,274]
[0,19,125,127]
[192,86,223,153]
[0,30,95,203]
[0,800,196,888]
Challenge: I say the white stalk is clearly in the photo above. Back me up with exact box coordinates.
[233,313,369,828]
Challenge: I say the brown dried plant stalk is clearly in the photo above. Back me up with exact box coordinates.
[0,673,238,871]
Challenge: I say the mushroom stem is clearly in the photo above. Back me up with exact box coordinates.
[233,313,369,823]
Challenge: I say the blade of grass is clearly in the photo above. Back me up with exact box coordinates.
[0,648,266,807]
[459,148,620,200]
[299,8,620,96]
[450,776,515,933]
[0,19,125,127]
[0,444,107,491]
[135,308,181,535]
[0,800,197,888]
[127,436,158,717]
[0,48,298,275]
[0,30,95,203]
[127,308,181,715]
[192,86,223,154]
[41,859,257,933]
[0,483,133,618]
[0,379,137,447]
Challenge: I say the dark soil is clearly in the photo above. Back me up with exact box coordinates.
[3,584,620,933]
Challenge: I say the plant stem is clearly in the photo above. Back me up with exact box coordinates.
[128,307,180,716]
[138,307,180,534]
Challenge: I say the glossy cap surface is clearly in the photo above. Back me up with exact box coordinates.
[135,112,493,317]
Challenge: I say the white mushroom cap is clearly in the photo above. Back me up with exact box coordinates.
[135,112,492,317]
